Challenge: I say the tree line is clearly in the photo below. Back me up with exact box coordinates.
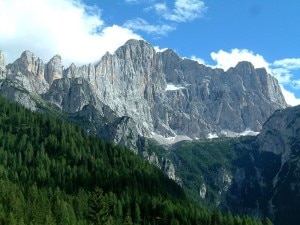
[0,95,271,224]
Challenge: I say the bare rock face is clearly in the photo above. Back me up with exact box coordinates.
[258,106,300,161]
[0,50,6,79]
[159,52,287,138]
[0,39,288,143]
[45,55,63,85]
[99,116,150,153]
[45,77,98,113]
[6,51,49,94]
[74,39,286,141]
[92,40,165,134]
[87,40,286,141]
[0,50,50,110]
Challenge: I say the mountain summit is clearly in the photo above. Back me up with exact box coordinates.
[0,39,287,147]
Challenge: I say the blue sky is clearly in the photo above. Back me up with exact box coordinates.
[0,0,300,105]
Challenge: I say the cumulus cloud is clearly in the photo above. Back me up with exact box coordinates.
[273,58,300,69]
[271,58,300,88]
[124,18,175,36]
[123,0,206,37]
[154,0,207,22]
[0,0,140,66]
[280,85,300,106]
[210,49,270,72]
[190,55,206,65]
[207,48,300,106]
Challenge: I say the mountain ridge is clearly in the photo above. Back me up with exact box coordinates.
[0,39,287,147]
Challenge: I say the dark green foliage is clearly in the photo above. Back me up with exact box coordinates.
[0,96,263,225]
[166,138,244,206]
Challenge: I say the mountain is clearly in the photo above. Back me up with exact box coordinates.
[0,94,266,225]
[159,105,300,225]
[223,105,300,225]
[0,40,287,150]
[0,39,292,223]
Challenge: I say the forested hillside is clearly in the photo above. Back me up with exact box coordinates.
[0,96,269,225]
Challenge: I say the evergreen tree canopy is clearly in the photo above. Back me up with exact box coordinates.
[0,96,269,225]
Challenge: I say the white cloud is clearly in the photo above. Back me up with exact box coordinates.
[273,58,300,69]
[210,49,270,72]
[154,0,207,22]
[124,18,175,36]
[271,58,300,88]
[280,85,300,106]
[123,0,207,37]
[0,0,140,66]
[190,55,205,64]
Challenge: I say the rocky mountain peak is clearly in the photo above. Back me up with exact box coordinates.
[115,39,156,64]
[45,54,63,85]
[123,39,151,49]
[9,50,45,79]
[234,61,256,73]
[20,50,36,62]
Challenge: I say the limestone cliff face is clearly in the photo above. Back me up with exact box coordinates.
[159,52,287,138]
[0,50,49,110]
[0,50,6,79]
[91,39,163,134]
[84,40,286,140]
[45,77,98,113]
[0,39,287,142]
[45,55,63,85]
[258,106,300,158]
[6,51,48,93]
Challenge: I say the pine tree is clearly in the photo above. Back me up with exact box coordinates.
[88,188,110,225]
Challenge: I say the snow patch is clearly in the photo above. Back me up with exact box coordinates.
[207,133,219,139]
[165,83,185,91]
[154,46,168,53]
[221,128,259,138]
[151,132,192,145]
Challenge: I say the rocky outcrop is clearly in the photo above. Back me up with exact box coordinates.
[224,105,300,225]
[45,77,98,113]
[0,50,49,110]
[258,106,300,159]
[0,50,6,79]
[99,116,150,153]
[6,50,49,94]
[45,55,63,85]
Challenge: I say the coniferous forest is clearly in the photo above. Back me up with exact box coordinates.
[0,96,271,225]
